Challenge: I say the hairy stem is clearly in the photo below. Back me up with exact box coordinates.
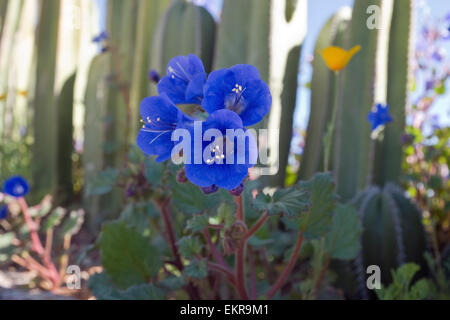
[266,232,304,299]
[243,212,269,242]
[234,195,249,300]
[158,198,200,300]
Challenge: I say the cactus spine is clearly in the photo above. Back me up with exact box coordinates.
[31,0,60,200]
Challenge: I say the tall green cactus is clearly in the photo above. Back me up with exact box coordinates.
[83,54,109,230]
[32,0,60,200]
[267,0,307,187]
[352,184,428,295]
[130,0,170,139]
[0,0,8,40]
[150,0,216,89]
[332,0,381,201]
[374,0,413,186]
[299,8,352,181]
[214,0,265,75]
[56,73,76,203]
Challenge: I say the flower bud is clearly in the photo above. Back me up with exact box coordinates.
[148,70,160,84]
[228,183,244,196]
[201,185,219,195]
[176,169,188,184]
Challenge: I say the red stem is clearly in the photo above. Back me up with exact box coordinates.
[243,212,269,242]
[158,199,200,300]
[17,198,60,287]
[266,232,304,299]
[248,246,257,300]
[202,229,230,271]
[234,195,249,300]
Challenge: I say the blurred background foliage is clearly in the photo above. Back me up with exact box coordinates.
[0,0,449,299]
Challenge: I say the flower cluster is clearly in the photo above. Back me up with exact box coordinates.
[137,54,272,193]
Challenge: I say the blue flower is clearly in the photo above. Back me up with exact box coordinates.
[202,64,272,126]
[3,176,29,198]
[92,31,108,43]
[367,104,393,131]
[0,205,7,219]
[184,109,257,190]
[157,54,207,105]
[137,94,194,162]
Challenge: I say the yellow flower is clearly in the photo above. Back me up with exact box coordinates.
[17,90,28,97]
[320,45,361,72]
[0,93,6,101]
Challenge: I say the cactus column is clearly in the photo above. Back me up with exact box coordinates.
[375,0,414,186]
[299,8,352,181]
[32,0,60,200]
[333,0,381,201]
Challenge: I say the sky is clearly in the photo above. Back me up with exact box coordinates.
[95,0,450,130]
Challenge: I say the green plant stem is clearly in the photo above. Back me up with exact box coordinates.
[266,231,304,299]
[234,195,249,300]
[324,71,343,172]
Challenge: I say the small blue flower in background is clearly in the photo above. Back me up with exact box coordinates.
[92,31,108,43]
[137,94,194,162]
[184,109,257,191]
[3,176,29,198]
[0,205,7,220]
[202,64,272,127]
[157,54,207,105]
[367,104,393,131]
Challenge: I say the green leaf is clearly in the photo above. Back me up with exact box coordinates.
[28,196,52,218]
[144,158,166,187]
[186,215,209,233]
[325,204,362,260]
[252,186,310,217]
[99,221,162,289]
[0,232,14,249]
[296,173,336,239]
[217,202,235,229]
[88,272,115,299]
[86,168,119,196]
[170,181,224,215]
[184,259,208,279]
[42,207,67,231]
[59,209,85,237]
[376,263,435,300]
[177,236,203,259]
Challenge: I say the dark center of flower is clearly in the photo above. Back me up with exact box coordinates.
[225,84,247,114]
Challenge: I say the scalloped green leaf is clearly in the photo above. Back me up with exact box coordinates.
[325,204,362,260]
[296,173,336,239]
[177,236,203,259]
[99,221,162,288]
[252,187,310,217]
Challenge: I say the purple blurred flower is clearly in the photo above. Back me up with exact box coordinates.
[148,70,160,84]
